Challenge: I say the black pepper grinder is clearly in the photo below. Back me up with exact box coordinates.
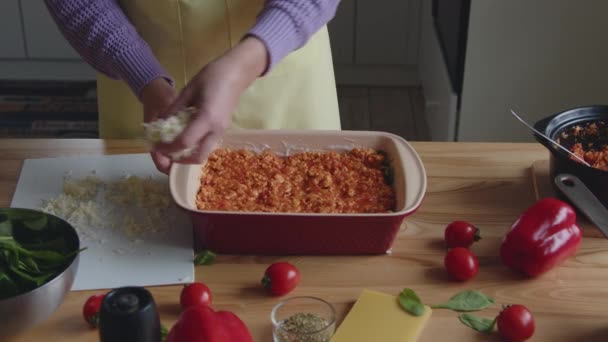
[98,286,161,342]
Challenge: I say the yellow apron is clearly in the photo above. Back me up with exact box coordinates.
[97,0,341,138]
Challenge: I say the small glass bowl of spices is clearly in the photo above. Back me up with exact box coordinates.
[271,296,336,342]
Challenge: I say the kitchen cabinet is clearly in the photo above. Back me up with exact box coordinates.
[328,0,421,86]
[0,0,94,80]
[20,0,81,59]
[0,0,27,58]
[3,0,423,84]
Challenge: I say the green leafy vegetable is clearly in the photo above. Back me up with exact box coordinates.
[0,264,18,295]
[378,150,394,186]
[398,288,426,316]
[0,209,85,299]
[0,220,12,236]
[431,290,495,312]
[161,324,169,342]
[5,209,47,230]
[194,250,216,266]
[458,313,496,333]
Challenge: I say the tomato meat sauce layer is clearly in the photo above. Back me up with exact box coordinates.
[196,148,396,213]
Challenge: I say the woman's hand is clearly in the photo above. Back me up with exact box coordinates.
[153,36,269,167]
[141,78,177,173]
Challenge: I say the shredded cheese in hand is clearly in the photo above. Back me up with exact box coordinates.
[142,107,197,160]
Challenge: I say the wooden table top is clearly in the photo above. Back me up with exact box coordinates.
[1,139,607,342]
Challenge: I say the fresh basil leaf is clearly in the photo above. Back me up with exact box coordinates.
[431,290,495,312]
[194,250,216,265]
[398,288,426,316]
[459,313,496,333]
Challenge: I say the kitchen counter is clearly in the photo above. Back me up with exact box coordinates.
[1,139,607,341]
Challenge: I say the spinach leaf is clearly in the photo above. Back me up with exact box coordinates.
[6,209,48,230]
[9,265,53,287]
[398,288,426,316]
[0,265,19,298]
[0,209,84,299]
[0,220,12,236]
[5,209,44,222]
[20,237,68,253]
[18,256,41,274]
[431,290,495,312]
[23,215,48,231]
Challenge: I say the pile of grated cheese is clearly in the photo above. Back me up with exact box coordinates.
[40,172,175,243]
[142,107,197,160]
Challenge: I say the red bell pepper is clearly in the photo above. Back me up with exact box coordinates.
[166,305,253,342]
[500,197,582,277]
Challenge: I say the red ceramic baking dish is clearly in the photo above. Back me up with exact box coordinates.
[169,129,426,255]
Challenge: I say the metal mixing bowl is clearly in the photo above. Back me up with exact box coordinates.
[0,208,80,340]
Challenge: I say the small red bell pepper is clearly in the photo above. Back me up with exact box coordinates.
[500,197,582,277]
[166,305,253,342]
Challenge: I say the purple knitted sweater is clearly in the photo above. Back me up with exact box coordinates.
[44,0,339,97]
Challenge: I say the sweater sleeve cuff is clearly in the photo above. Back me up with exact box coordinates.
[113,45,174,99]
[247,7,303,75]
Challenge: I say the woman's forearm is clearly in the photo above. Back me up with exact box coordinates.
[248,0,341,73]
[44,0,171,97]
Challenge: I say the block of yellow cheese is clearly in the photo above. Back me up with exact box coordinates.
[330,289,432,342]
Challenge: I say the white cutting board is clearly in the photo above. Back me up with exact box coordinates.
[11,153,194,291]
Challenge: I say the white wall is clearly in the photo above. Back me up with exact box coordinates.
[458,0,608,142]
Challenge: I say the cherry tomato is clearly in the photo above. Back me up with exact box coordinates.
[444,247,479,281]
[497,304,535,341]
[83,294,105,328]
[444,221,481,248]
[261,262,300,296]
[180,282,213,310]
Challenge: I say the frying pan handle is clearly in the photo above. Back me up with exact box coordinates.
[554,173,608,238]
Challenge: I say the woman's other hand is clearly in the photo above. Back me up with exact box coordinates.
[141,78,177,173]
[154,36,269,167]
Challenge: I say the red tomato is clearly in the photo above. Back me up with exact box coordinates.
[180,282,213,310]
[83,294,105,328]
[444,221,481,248]
[261,262,300,296]
[444,247,479,281]
[497,305,535,341]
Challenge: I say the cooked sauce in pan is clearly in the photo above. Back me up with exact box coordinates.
[559,121,608,171]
